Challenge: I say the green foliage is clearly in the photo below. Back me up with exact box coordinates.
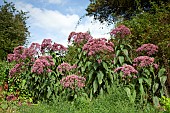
[0,1,29,60]
[121,2,170,87]
[160,96,170,112]
[17,85,160,113]
[113,34,133,68]
[86,0,169,23]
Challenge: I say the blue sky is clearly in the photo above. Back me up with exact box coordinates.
[0,0,114,47]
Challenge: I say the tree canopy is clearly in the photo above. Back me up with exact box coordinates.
[86,0,169,23]
[0,1,29,60]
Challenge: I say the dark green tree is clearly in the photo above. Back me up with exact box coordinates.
[86,0,169,23]
[0,1,29,60]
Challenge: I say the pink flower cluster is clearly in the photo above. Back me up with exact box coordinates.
[133,56,154,67]
[114,64,138,77]
[31,56,55,74]
[60,74,86,89]
[136,43,158,56]
[57,62,77,74]
[83,38,114,56]
[110,25,131,38]
[9,63,23,77]
[7,43,40,62]
[52,43,67,51]
[41,39,52,53]
[6,94,17,101]
[41,39,67,53]
[68,32,93,44]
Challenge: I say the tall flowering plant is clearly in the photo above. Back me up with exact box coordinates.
[110,25,132,68]
[60,74,86,101]
[6,39,67,103]
[114,64,138,103]
[80,38,115,99]
[132,54,167,106]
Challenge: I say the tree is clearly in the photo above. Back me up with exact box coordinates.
[86,0,169,23]
[0,1,29,60]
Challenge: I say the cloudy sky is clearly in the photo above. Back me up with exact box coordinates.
[0,0,114,47]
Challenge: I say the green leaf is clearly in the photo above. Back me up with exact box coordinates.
[100,88,104,96]
[153,96,159,107]
[138,78,145,99]
[158,68,166,77]
[88,70,94,82]
[81,67,85,72]
[124,87,131,99]
[47,86,52,98]
[102,62,108,71]
[143,78,152,87]
[153,83,159,94]
[94,63,98,70]
[93,79,98,93]
[120,44,124,50]
[116,50,121,57]
[21,79,26,89]
[122,49,128,57]
[160,76,167,86]
[97,71,104,85]
[144,69,150,77]
[118,56,124,65]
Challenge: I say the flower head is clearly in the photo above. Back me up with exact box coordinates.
[57,62,76,75]
[68,32,93,44]
[31,55,54,74]
[83,38,114,56]
[133,56,154,67]
[41,39,52,53]
[114,64,138,77]
[110,25,131,38]
[136,43,158,56]
[60,74,86,89]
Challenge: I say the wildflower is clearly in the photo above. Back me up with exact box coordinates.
[153,63,159,69]
[41,39,52,53]
[110,25,131,38]
[6,94,17,101]
[133,56,154,67]
[136,43,158,56]
[9,63,23,76]
[83,38,114,56]
[57,62,76,74]
[60,75,86,89]
[68,32,93,44]
[31,55,54,74]
[52,43,67,51]
[114,64,138,77]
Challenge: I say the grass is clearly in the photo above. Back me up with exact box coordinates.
[17,85,162,113]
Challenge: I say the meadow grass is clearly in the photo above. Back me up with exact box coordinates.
[17,85,162,113]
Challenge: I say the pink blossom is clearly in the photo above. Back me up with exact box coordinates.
[110,25,131,38]
[114,64,138,77]
[68,32,93,44]
[136,43,158,56]
[6,94,17,101]
[60,75,86,89]
[83,38,114,56]
[41,39,52,53]
[9,63,23,77]
[153,63,159,69]
[57,62,76,74]
[133,56,154,67]
[52,43,67,51]
[31,55,54,74]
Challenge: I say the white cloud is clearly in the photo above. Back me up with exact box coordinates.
[15,1,114,47]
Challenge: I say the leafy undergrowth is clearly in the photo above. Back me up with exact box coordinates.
[17,86,161,113]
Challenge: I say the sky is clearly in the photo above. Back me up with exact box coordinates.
[0,0,114,47]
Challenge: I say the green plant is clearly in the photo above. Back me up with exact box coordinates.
[160,96,170,112]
